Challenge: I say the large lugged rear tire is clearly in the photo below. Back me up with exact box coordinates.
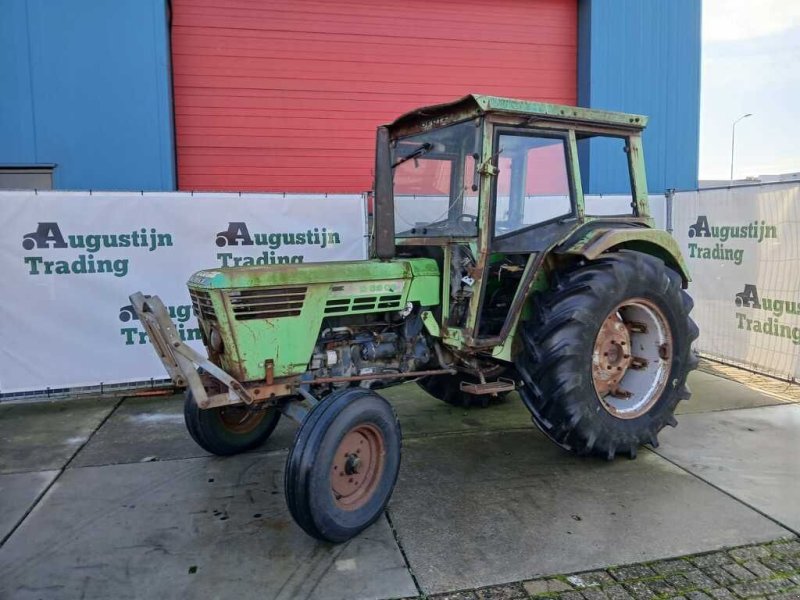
[516,251,699,460]
[285,387,402,543]
[183,391,281,456]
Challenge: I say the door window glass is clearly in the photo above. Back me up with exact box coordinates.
[494,135,571,237]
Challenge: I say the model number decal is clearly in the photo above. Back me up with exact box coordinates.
[330,280,405,296]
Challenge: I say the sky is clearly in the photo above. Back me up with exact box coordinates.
[699,0,800,180]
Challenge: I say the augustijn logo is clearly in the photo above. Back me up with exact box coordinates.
[213,221,342,268]
[21,222,173,278]
[734,284,800,345]
[118,302,201,346]
[686,215,777,266]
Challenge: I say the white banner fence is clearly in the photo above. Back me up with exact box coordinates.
[0,184,796,399]
[673,181,800,382]
[0,191,368,398]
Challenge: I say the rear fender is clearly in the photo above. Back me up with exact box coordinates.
[557,228,691,286]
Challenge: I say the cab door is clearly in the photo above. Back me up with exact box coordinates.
[471,126,581,344]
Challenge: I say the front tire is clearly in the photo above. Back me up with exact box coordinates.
[285,387,402,543]
[516,251,699,460]
[183,391,281,456]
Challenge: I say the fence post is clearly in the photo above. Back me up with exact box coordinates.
[665,188,675,234]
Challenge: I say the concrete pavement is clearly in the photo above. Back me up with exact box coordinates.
[0,368,798,599]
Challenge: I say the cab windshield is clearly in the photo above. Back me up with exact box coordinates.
[392,119,480,237]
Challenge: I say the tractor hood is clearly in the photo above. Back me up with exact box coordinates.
[187,258,439,290]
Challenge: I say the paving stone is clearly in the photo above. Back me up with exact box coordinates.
[791,576,800,586]
[705,566,739,586]
[771,542,800,558]
[743,561,775,579]
[694,554,735,569]
[708,588,738,600]
[581,589,608,600]
[686,593,712,600]
[785,557,800,570]
[768,589,800,600]
[730,547,772,562]
[684,569,718,590]
[430,592,478,600]
[652,560,694,575]
[567,572,616,588]
[731,579,792,598]
[761,558,793,574]
[604,585,635,600]
[647,579,678,597]
[475,582,527,600]
[558,592,585,600]
[665,597,687,600]
[611,565,657,582]
[666,574,699,593]
[524,579,574,596]
[722,563,758,582]
[624,582,657,600]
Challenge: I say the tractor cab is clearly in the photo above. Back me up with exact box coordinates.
[373,95,686,356]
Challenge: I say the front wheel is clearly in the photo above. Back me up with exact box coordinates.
[516,251,699,460]
[183,391,281,456]
[285,387,401,543]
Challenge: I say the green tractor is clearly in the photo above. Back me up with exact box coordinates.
[131,95,698,543]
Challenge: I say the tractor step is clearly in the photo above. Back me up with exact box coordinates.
[459,377,516,396]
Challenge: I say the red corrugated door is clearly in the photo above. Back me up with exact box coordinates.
[171,0,577,193]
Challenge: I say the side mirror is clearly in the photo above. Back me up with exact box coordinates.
[374,126,395,260]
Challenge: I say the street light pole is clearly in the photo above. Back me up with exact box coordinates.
[730,113,753,183]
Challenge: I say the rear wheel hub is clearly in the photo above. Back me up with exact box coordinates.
[592,298,673,419]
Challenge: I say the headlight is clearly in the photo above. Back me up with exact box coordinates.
[209,327,224,353]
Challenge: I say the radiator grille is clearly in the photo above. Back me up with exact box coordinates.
[228,287,307,320]
[190,290,216,321]
[324,294,403,315]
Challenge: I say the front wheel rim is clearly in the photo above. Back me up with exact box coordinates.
[592,298,673,419]
[331,424,385,511]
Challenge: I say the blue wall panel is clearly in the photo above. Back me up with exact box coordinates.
[0,0,175,190]
[578,0,701,194]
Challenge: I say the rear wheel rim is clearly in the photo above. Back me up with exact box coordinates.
[331,424,385,511]
[592,298,673,419]
[216,406,267,434]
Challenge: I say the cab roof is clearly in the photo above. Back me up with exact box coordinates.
[386,94,648,135]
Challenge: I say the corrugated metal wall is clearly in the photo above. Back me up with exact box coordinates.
[0,0,175,190]
[171,0,577,193]
[578,0,701,194]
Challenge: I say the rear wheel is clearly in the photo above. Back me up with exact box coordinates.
[417,366,510,408]
[516,251,698,459]
[183,391,281,456]
[285,387,401,543]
